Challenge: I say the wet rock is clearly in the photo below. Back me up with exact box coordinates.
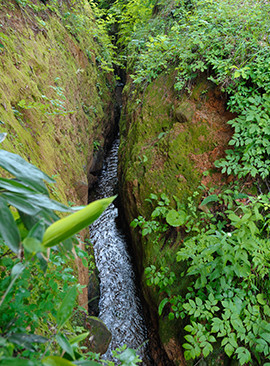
[88,268,100,316]
[84,316,112,355]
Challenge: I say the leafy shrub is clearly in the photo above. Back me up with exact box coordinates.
[132,191,270,364]
[0,134,122,365]
[110,0,270,179]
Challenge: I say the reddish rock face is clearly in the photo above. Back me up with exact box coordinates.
[118,73,234,365]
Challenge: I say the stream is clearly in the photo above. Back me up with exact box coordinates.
[89,137,152,364]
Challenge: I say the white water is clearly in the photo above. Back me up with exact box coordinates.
[89,138,151,364]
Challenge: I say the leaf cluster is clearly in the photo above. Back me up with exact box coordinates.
[0,137,118,365]
[136,189,270,364]
[113,0,270,179]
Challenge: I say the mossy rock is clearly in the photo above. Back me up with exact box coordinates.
[85,316,112,355]
[119,72,234,364]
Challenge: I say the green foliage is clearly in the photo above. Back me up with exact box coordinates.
[17,83,75,118]
[113,0,270,179]
[0,139,122,364]
[137,190,270,364]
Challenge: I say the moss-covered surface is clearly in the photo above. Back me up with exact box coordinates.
[119,72,234,365]
[0,0,117,313]
[0,0,116,207]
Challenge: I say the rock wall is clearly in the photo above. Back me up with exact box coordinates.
[119,72,234,365]
[0,0,116,207]
[0,0,117,309]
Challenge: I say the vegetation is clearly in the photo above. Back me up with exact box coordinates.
[105,0,270,180]
[132,190,270,364]
[0,132,142,365]
[2,0,270,364]
[98,0,270,363]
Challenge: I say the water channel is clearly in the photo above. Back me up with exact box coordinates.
[89,137,153,364]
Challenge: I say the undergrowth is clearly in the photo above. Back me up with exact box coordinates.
[132,189,270,364]
[102,0,270,180]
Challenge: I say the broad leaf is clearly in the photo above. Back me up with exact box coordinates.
[42,356,76,366]
[116,348,142,365]
[0,149,53,194]
[200,194,219,206]
[1,192,71,214]
[56,286,77,328]
[23,237,46,254]
[166,209,186,227]
[0,177,36,194]
[0,197,21,253]
[11,263,25,278]
[1,192,41,215]
[28,220,46,241]
[8,333,48,351]
[55,334,75,360]
[42,196,116,248]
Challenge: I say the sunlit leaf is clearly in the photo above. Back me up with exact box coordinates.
[42,196,116,248]
[166,209,186,227]
[23,237,46,254]
[42,356,76,366]
[115,348,142,365]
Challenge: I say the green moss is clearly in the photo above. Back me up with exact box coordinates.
[119,71,233,360]
[0,0,116,206]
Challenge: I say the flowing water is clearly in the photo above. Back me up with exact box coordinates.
[89,137,152,364]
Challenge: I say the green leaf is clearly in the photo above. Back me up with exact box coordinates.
[1,192,72,214]
[261,333,270,344]
[28,220,46,241]
[158,298,169,316]
[202,342,213,357]
[69,332,89,346]
[11,263,25,278]
[166,209,186,227]
[224,343,234,357]
[257,293,266,305]
[7,333,47,352]
[23,237,45,254]
[55,334,75,360]
[42,356,77,366]
[0,177,36,194]
[0,149,54,194]
[56,286,77,328]
[1,192,41,215]
[236,347,251,365]
[115,348,142,365]
[42,196,116,248]
[0,197,21,253]
[200,195,218,206]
